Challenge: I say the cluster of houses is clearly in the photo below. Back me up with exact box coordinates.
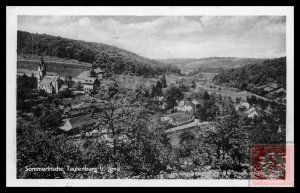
[59,98,130,144]
[256,82,286,104]
[159,92,201,133]
[37,55,103,94]
[59,101,99,133]
[34,56,108,136]
[35,56,284,138]
[159,89,268,134]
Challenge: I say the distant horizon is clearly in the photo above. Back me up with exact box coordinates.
[18,16,286,59]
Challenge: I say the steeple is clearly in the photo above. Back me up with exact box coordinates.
[38,54,46,81]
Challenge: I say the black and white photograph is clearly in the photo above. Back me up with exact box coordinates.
[6,6,294,187]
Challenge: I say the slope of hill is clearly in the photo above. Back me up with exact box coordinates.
[213,57,286,90]
[157,57,266,74]
[17,31,181,77]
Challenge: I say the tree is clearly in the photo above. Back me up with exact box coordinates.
[178,83,189,92]
[194,99,218,121]
[52,98,62,107]
[219,97,236,117]
[160,74,167,88]
[203,91,210,100]
[39,109,62,129]
[165,85,184,110]
[156,81,162,89]
[205,112,249,176]
[18,31,182,78]
[191,80,196,89]
[235,97,241,104]
[89,69,97,77]
[17,73,37,112]
[240,82,247,91]
[155,81,163,96]
[75,81,83,90]
[64,75,73,88]
[93,86,168,178]
[17,118,101,179]
[180,130,195,145]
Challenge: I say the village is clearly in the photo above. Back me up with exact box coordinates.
[17,55,286,148]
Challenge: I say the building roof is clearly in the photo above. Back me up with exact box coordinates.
[65,115,96,131]
[245,107,263,117]
[270,88,286,95]
[83,77,98,85]
[269,83,278,89]
[40,75,59,85]
[264,86,274,92]
[162,88,168,95]
[162,112,193,121]
[183,92,193,99]
[64,107,71,113]
[71,102,91,109]
[191,99,199,105]
[165,119,200,133]
[76,70,90,80]
[94,67,103,74]
[177,99,195,108]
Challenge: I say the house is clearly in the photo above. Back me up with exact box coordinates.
[282,97,286,104]
[235,102,250,111]
[59,115,96,133]
[71,102,91,110]
[94,67,104,78]
[264,86,275,92]
[89,67,104,79]
[174,99,195,112]
[83,77,100,92]
[154,96,165,102]
[191,99,199,106]
[269,88,286,97]
[63,102,92,118]
[59,84,69,92]
[269,82,279,89]
[161,112,194,126]
[165,119,200,134]
[245,107,263,118]
[182,92,193,100]
[37,55,61,94]
[161,102,168,110]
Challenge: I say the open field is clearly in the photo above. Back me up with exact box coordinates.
[157,58,265,73]
[17,60,91,78]
[18,54,92,66]
[116,74,159,89]
[196,83,271,102]
[165,73,217,85]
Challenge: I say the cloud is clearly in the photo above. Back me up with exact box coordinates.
[18,16,286,59]
[78,17,92,26]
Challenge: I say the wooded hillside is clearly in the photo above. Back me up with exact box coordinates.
[213,57,286,89]
[17,31,181,77]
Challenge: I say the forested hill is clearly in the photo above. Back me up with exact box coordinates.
[213,57,286,89]
[17,31,181,77]
[157,57,266,74]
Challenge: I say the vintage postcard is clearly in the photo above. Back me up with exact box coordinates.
[6,6,294,187]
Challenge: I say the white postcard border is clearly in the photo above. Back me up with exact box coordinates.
[6,6,294,187]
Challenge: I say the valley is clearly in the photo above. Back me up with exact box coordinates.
[16,30,287,180]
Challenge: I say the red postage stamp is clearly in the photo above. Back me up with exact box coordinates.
[251,144,294,187]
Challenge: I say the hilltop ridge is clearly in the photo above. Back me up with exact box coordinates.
[17,31,181,77]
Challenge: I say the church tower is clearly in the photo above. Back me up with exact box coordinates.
[38,55,46,82]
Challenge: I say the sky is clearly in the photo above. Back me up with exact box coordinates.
[18,16,286,59]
